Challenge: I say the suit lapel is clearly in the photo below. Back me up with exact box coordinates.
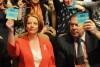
[24,36,35,67]
[85,32,92,55]
[61,34,75,63]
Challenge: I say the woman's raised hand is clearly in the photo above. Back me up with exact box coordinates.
[6,19,14,32]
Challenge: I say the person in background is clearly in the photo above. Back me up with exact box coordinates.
[6,13,56,67]
[56,12,100,67]
[0,0,12,67]
[28,0,56,37]
[21,0,53,30]
[53,0,85,36]
[40,0,56,29]
[77,0,100,30]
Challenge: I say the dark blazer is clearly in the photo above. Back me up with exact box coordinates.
[57,32,100,67]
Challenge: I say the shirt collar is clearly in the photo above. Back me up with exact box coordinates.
[80,32,86,42]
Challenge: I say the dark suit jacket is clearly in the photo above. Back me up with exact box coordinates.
[56,32,100,67]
